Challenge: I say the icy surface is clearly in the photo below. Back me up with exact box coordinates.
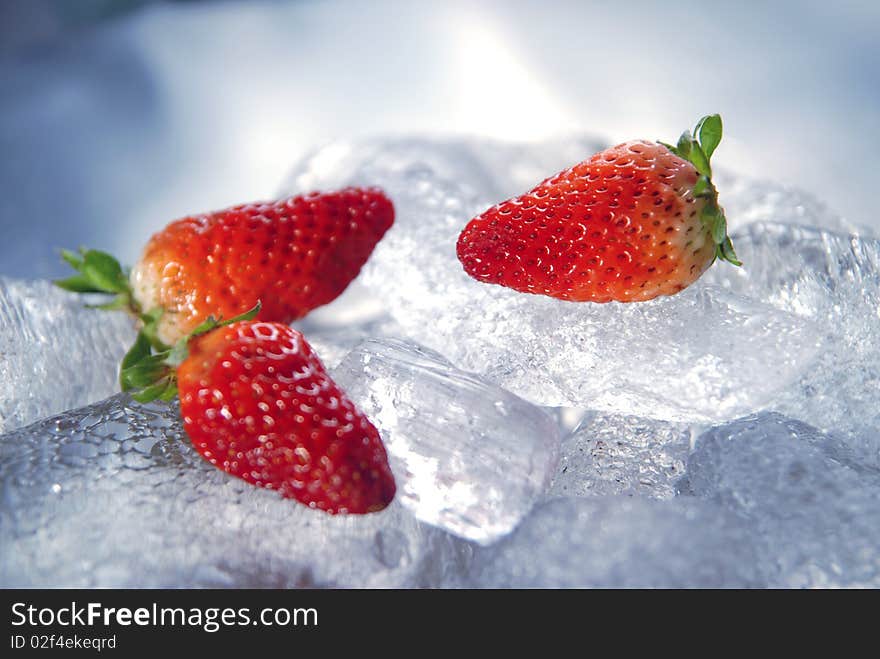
[683,412,880,588]
[468,496,763,588]
[550,412,698,500]
[0,277,135,433]
[704,222,880,463]
[283,139,823,420]
[332,338,561,545]
[0,394,473,588]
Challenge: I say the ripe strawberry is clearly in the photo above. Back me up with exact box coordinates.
[121,308,396,514]
[56,188,394,346]
[456,115,740,302]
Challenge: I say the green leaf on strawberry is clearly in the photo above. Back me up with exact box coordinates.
[119,301,262,403]
[658,115,739,267]
[696,114,723,159]
[55,247,140,314]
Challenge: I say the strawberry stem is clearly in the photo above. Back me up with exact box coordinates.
[56,246,171,382]
[56,248,263,402]
[119,301,262,403]
[55,247,142,315]
[659,114,741,267]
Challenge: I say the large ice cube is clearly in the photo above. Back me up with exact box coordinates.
[282,139,823,420]
[0,394,473,588]
[549,412,698,500]
[0,277,135,433]
[332,338,561,545]
[684,412,880,588]
[467,496,763,588]
[704,222,880,462]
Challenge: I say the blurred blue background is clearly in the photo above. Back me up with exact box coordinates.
[1,0,878,278]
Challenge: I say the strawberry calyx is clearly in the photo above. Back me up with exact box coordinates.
[55,248,139,313]
[55,247,166,350]
[659,114,741,267]
[119,301,262,403]
[55,246,172,352]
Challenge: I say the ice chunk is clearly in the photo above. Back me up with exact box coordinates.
[467,496,763,588]
[0,277,135,433]
[684,412,880,588]
[331,338,561,545]
[283,139,822,420]
[549,412,699,500]
[707,222,879,334]
[704,222,880,462]
[0,394,472,588]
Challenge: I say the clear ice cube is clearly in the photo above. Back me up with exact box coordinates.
[467,496,763,588]
[282,139,824,420]
[683,412,880,588]
[0,394,472,588]
[332,338,561,545]
[0,277,135,433]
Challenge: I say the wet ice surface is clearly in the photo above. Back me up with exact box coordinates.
[683,413,880,588]
[0,277,135,433]
[332,338,561,545]
[549,412,698,500]
[0,395,472,588]
[3,136,880,587]
[283,140,823,421]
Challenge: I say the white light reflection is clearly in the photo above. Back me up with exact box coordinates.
[449,15,578,140]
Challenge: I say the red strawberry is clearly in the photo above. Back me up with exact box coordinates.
[457,115,739,302]
[122,309,396,514]
[56,188,394,346]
